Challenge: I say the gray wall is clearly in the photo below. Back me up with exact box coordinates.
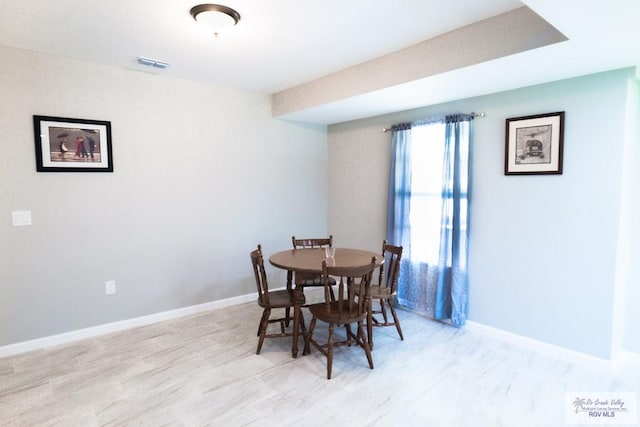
[328,68,639,359]
[0,46,328,346]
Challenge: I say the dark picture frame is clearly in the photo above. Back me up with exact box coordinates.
[505,111,564,175]
[33,115,113,172]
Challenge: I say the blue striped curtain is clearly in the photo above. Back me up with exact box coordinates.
[387,115,472,326]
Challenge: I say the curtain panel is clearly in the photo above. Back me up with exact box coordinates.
[387,114,472,326]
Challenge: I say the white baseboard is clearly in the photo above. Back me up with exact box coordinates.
[465,320,614,369]
[465,322,640,372]
[0,292,257,358]
[5,296,639,371]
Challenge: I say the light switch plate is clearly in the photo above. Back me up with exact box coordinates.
[105,280,116,295]
[12,210,32,226]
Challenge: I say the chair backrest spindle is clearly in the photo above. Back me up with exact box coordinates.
[292,235,333,249]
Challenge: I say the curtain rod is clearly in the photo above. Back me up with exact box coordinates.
[382,112,486,132]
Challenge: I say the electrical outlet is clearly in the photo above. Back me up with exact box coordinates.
[105,280,116,295]
[12,210,32,226]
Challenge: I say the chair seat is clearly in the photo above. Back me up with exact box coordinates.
[308,301,366,324]
[258,290,304,309]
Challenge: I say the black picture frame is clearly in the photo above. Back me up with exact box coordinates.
[33,115,113,172]
[505,111,564,175]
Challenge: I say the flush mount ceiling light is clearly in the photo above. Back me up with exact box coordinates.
[190,4,241,37]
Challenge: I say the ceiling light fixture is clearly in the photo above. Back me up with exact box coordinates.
[190,4,241,37]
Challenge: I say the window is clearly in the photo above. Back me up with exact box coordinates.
[407,121,469,268]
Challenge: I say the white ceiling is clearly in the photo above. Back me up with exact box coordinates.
[1,0,639,124]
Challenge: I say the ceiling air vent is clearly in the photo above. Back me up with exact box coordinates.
[136,56,170,69]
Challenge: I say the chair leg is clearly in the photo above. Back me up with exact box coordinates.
[285,307,291,327]
[367,298,374,350]
[380,299,389,324]
[299,310,307,347]
[358,321,374,370]
[257,308,269,337]
[285,270,293,327]
[388,300,404,341]
[345,323,354,344]
[327,323,335,379]
[304,316,316,355]
[256,308,270,354]
[257,310,266,337]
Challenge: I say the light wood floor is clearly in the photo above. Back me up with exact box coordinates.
[1,293,639,426]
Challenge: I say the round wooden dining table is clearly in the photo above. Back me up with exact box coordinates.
[269,247,382,358]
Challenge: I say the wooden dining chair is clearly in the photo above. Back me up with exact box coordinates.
[291,235,337,300]
[250,244,305,354]
[359,241,404,349]
[303,257,377,379]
